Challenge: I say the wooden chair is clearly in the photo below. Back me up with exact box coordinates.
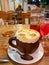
[8,10,14,13]
[22,11,31,24]
[0,11,8,25]
[7,12,13,20]
[16,10,23,24]
[0,11,8,20]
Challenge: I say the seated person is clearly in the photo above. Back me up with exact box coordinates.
[15,5,23,13]
[15,5,23,24]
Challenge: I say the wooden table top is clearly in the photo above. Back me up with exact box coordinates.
[0,24,49,65]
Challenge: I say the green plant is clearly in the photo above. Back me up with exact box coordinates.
[40,2,47,8]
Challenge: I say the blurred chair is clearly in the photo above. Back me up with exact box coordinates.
[22,11,31,24]
[7,12,13,20]
[0,11,8,20]
[0,11,8,25]
[7,12,15,24]
[8,10,14,13]
[16,10,22,24]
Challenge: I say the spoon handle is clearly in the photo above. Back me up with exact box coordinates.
[0,59,9,62]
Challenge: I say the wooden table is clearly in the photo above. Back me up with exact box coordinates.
[0,25,49,65]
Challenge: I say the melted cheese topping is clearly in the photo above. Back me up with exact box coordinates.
[15,29,40,43]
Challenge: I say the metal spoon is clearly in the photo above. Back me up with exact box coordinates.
[9,47,33,60]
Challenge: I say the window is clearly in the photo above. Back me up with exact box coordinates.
[15,0,22,9]
[0,0,2,11]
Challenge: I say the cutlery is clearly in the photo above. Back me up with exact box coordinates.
[9,47,33,60]
[0,59,9,62]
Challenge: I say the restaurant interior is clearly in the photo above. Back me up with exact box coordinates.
[0,0,49,65]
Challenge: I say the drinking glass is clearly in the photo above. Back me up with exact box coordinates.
[40,19,49,37]
[40,19,49,54]
[30,18,40,32]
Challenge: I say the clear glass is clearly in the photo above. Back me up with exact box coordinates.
[0,25,17,49]
[40,19,49,54]
[41,34,49,54]
[30,17,40,32]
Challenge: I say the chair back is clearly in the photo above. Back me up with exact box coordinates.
[0,11,8,20]
[17,10,22,20]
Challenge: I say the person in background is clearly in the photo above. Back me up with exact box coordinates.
[15,5,23,13]
[36,0,40,7]
[15,5,23,24]
[28,6,31,11]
